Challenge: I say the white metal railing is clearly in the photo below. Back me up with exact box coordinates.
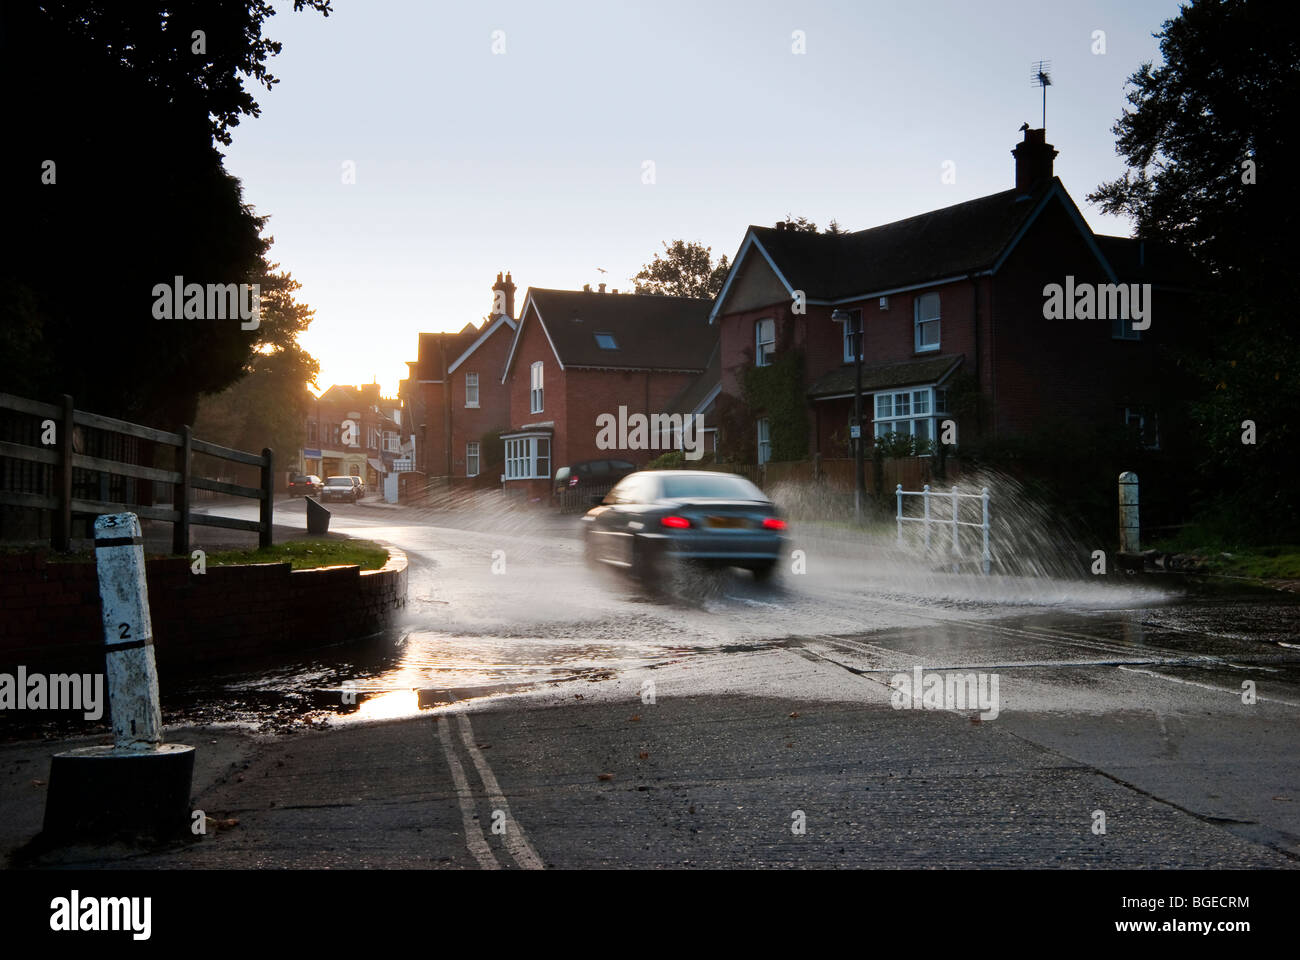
[896,483,991,574]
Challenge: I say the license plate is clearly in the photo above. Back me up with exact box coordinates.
[704,516,747,529]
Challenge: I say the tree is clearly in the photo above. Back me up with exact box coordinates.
[0,1,331,430]
[1088,0,1300,538]
[192,269,320,467]
[776,215,849,234]
[633,240,730,298]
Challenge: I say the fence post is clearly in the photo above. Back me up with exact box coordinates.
[53,394,75,551]
[172,425,191,555]
[260,447,274,548]
[1118,471,1139,555]
[922,484,931,552]
[981,487,991,574]
[951,485,960,558]
[895,484,903,545]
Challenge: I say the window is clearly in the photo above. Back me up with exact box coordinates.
[914,292,940,352]
[384,431,400,452]
[873,386,949,450]
[1124,408,1160,450]
[757,417,771,465]
[330,423,341,445]
[842,309,863,363]
[530,361,544,413]
[465,372,479,408]
[755,318,775,366]
[504,436,551,479]
[307,420,318,443]
[594,332,618,350]
[367,426,379,449]
[466,441,480,477]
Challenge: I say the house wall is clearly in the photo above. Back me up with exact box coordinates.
[450,324,513,482]
[563,367,697,467]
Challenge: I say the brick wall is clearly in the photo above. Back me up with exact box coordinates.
[0,549,408,675]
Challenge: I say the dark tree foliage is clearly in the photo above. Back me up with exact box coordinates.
[1088,0,1300,538]
[0,1,330,430]
[633,241,730,299]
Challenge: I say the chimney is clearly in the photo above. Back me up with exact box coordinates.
[583,283,592,292]
[598,282,606,294]
[491,270,517,318]
[775,221,787,232]
[1012,127,1057,194]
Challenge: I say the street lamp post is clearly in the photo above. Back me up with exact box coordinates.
[831,309,866,522]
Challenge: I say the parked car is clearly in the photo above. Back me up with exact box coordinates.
[288,474,323,497]
[349,475,365,499]
[321,475,359,502]
[553,458,637,498]
[581,470,786,584]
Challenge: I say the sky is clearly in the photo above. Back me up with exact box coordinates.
[220,0,1185,397]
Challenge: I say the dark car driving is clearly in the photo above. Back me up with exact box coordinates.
[581,470,786,584]
[288,474,323,497]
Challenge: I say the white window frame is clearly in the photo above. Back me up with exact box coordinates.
[466,441,480,477]
[842,309,863,363]
[757,417,771,465]
[530,361,544,414]
[465,372,479,408]
[503,435,551,479]
[755,318,775,367]
[914,292,940,353]
[872,385,950,450]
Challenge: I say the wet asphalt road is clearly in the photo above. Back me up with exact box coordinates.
[89,493,1294,868]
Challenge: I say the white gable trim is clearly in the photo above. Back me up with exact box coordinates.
[991,181,1119,283]
[708,231,803,324]
[501,292,566,383]
[449,313,517,375]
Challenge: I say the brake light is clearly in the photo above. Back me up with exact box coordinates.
[661,515,691,529]
[762,517,787,531]
[569,476,579,487]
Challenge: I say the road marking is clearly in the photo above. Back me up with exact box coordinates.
[1117,666,1300,707]
[436,718,500,870]
[456,712,544,870]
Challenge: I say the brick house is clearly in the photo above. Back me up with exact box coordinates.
[710,127,1195,466]
[448,274,518,485]
[304,383,402,489]
[399,273,523,484]
[499,286,715,499]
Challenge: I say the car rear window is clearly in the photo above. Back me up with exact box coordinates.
[660,474,766,501]
[325,477,351,485]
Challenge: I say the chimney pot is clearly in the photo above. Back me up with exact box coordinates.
[598,282,606,294]
[1012,127,1057,194]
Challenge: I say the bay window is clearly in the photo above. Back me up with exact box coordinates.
[504,435,551,479]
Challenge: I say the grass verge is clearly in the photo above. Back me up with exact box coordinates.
[203,538,389,571]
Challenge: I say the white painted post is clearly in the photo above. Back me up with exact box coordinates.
[1118,471,1140,554]
[950,485,960,559]
[895,484,903,546]
[93,513,163,749]
[980,487,991,574]
[922,484,931,552]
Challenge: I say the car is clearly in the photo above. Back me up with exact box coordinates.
[321,475,359,502]
[349,475,365,499]
[288,474,323,497]
[553,458,637,498]
[581,470,787,584]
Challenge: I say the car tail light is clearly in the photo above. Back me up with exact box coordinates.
[569,476,579,487]
[762,517,787,531]
[661,515,691,529]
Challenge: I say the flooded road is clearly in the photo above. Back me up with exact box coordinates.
[169,496,1300,730]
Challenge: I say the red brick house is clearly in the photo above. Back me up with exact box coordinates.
[710,127,1195,465]
[401,273,518,482]
[499,286,714,499]
[448,274,517,485]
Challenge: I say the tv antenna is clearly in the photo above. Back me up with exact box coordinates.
[1031,60,1052,130]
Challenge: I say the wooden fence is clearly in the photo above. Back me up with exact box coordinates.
[0,392,273,553]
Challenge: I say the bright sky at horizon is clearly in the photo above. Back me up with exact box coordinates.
[221,0,1183,397]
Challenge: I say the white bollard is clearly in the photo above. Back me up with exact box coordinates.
[922,484,931,552]
[1118,471,1140,554]
[895,484,903,546]
[93,513,163,749]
